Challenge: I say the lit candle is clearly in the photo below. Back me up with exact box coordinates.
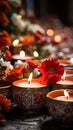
[46,89,73,122]
[11,39,23,54]
[12,73,49,111]
[33,51,39,58]
[70,58,73,64]
[12,39,19,46]
[46,29,54,36]
[12,50,33,61]
[54,71,73,90]
[54,90,71,101]
[58,71,73,85]
[13,72,46,88]
[47,89,73,102]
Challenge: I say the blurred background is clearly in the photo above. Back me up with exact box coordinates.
[21,0,73,26]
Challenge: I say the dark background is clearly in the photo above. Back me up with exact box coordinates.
[34,0,69,25]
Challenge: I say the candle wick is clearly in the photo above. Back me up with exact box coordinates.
[28,81,30,84]
[62,78,64,81]
[66,96,69,100]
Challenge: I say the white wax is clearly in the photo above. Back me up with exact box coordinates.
[15,82,46,88]
[57,80,73,85]
[12,54,33,60]
[54,96,73,101]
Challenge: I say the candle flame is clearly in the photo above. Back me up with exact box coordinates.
[12,39,19,46]
[17,14,22,19]
[64,90,69,99]
[28,72,33,84]
[61,71,66,81]
[46,29,54,36]
[20,50,25,57]
[54,35,61,43]
[33,51,39,57]
[70,58,73,64]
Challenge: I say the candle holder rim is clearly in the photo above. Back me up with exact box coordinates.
[0,85,11,89]
[56,79,73,85]
[12,54,33,60]
[47,89,73,103]
[12,78,47,89]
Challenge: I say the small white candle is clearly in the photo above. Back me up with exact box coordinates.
[12,39,19,46]
[33,51,39,58]
[54,90,73,102]
[12,50,33,61]
[13,79,46,88]
[70,58,73,64]
[57,80,73,85]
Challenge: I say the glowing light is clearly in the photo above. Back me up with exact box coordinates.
[47,29,54,36]
[17,15,22,19]
[28,72,33,84]
[54,35,61,43]
[20,50,25,58]
[64,90,69,99]
[70,58,73,64]
[61,71,66,80]
[33,51,39,57]
[12,39,19,46]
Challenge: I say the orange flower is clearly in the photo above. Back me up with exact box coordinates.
[23,35,35,46]
[5,65,26,82]
[5,50,12,61]
[27,60,40,69]
[0,94,11,112]
[0,31,11,50]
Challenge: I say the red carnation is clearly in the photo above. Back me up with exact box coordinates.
[38,58,64,85]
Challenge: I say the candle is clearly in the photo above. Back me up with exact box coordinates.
[12,73,49,111]
[12,50,33,61]
[46,89,73,122]
[54,90,73,101]
[13,72,46,88]
[11,39,23,54]
[57,71,73,87]
[33,51,39,58]
[47,89,73,102]
[12,39,19,46]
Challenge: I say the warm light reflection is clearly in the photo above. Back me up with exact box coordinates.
[17,14,22,19]
[12,39,19,46]
[64,90,69,99]
[33,51,39,57]
[17,60,23,65]
[70,58,73,64]
[28,72,33,84]
[54,35,61,43]
[47,29,54,36]
[20,50,25,58]
[61,71,66,80]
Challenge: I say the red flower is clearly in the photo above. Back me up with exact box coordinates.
[27,60,40,69]
[5,65,26,82]
[5,50,12,61]
[38,58,64,84]
[0,31,11,50]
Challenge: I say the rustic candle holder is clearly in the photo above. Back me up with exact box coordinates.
[12,79,49,113]
[46,89,73,124]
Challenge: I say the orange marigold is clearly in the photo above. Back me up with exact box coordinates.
[23,35,35,46]
[0,94,11,112]
[5,65,26,82]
